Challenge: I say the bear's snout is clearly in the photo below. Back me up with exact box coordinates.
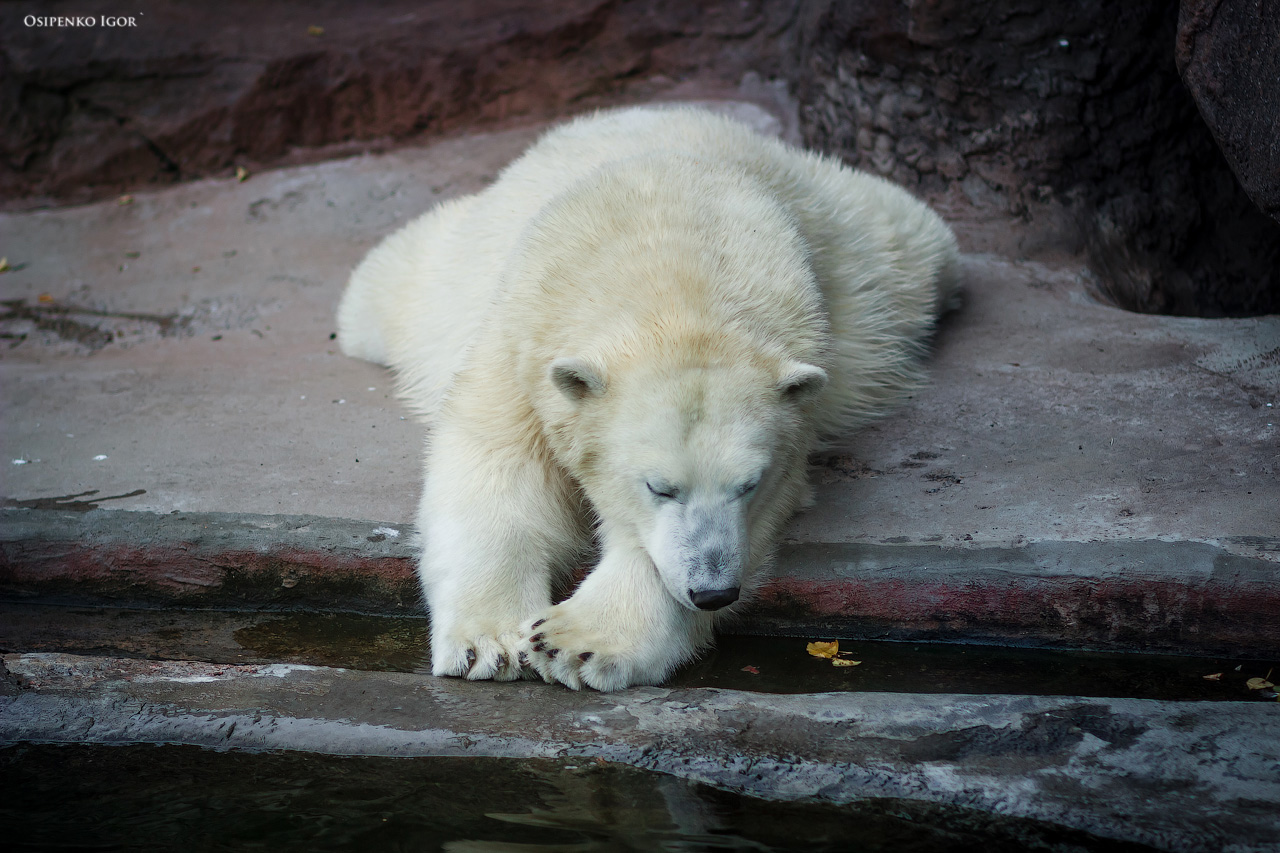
[688,587,740,610]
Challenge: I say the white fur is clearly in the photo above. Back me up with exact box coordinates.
[337,106,960,690]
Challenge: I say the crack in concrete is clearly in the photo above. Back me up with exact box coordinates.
[0,490,147,512]
[0,298,191,350]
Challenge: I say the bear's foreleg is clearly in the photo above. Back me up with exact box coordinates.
[418,424,585,682]
[521,537,715,691]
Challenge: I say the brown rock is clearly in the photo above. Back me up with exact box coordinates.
[1176,0,1280,225]
[0,0,802,206]
[4,1,1277,317]
[798,0,1280,317]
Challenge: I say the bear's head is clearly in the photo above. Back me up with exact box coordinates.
[549,354,826,612]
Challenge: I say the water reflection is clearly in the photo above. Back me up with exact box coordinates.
[1,745,1156,852]
[450,764,770,851]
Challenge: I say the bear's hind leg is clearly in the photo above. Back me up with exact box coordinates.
[418,426,585,682]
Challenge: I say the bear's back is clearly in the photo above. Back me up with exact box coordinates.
[341,105,957,437]
[498,148,829,379]
[499,107,958,442]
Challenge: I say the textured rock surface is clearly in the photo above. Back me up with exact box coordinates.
[4,1,1277,315]
[0,0,802,206]
[1176,0,1280,226]
[798,0,1280,317]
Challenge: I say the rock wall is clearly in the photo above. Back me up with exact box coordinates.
[798,0,1280,317]
[0,0,804,205]
[1176,0,1280,226]
[3,0,1277,316]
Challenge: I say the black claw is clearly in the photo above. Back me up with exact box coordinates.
[464,648,476,671]
[546,648,559,659]
[496,654,508,670]
[531,619,546,629]
[518,652,530,667]
[530,632,544,642]
[578,652,594,663]
[532,643,545,652]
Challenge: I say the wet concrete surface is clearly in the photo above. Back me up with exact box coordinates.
[2,652,1277,852]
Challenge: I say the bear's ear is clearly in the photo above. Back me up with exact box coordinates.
[776,361,827,402]
[550,357,606,402]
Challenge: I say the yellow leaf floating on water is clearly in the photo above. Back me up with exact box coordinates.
[1203,672,1223,681]
[235,166,249,182]
[1246,677,1275,690]
[807,640,839,659]
[806,640,862,667]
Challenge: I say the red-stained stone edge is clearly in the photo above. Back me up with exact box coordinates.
[747,540,1280,656]
[0,508,420,614]
[2,508,1277,656]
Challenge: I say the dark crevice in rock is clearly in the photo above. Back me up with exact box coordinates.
[797,0,1280,317]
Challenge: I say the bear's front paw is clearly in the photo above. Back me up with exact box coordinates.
[520,605,688,691]
[431,623,531,682]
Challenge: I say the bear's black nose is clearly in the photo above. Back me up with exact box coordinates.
[689,587,740,611]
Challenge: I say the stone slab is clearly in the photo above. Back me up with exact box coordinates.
[3,652,1277,852]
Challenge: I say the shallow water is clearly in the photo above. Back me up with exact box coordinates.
[1,602,1274,701]
[1,604,1266,850]
[671,634,1277,700]
[0,744,1158,852]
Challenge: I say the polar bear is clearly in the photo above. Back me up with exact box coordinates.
[338,105,959,691]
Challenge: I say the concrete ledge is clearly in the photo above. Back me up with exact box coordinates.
[757,539,1280,655]
[4,508,1278,656]
[0,508,417,612]
[3,653,1277,852]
